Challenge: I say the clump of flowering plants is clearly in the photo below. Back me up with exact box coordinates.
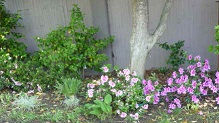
[158,54,219,113]
[86,65,161,121]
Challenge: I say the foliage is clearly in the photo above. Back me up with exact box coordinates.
[55,78,81,97]
[35,4,113,80]
[12,93,40,110]
[158,40,187,70]
[63,96,79,108]
[208,25,219,54]
[85,94,113,121]
[0,0,28,91]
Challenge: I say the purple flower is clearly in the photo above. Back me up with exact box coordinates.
[215,78,219,84]
[187,87,194,94]
[191,95,199,103]
[216,71,219,78]
[169,103,176,110]
[190,69,196,76]
[188,55,193,60]
[167,78,173,86]
[153,96,160,104]
[174,98,181,105]
[177,85,187,94]
[211,86,218,93]
[178,68,184,74]
[172,71,177,78]
[142,79,147,85]
[216,97,219,105]
[197,62,202,67]
[192,80,197,89]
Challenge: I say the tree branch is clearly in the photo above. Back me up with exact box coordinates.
[152,0,173,43]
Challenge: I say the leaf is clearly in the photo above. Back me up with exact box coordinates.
[104,94,112,105]
[90,109,101,117]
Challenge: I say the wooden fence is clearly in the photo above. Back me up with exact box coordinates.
[5,0,218,70]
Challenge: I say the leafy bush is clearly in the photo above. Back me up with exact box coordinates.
[0,0,28,91]
[158,40,187,70]
[63,96,79,108]
[35,4,113,80]
[209,25,219,54]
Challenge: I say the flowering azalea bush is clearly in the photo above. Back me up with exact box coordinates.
[86,66,161,121]
[157,54,219,113]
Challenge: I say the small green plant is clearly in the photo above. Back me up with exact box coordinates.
[158,40,187,70]
[42,109,65,122]
[85,94,113,121]
[55,78,81,97]
[63,96,79,108]
[209,25,219,54]
[12,93,40,110]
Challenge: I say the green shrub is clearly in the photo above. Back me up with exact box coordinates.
[209,25,219,54]
[35,4,113,79]
[158,40,187,70]
[10,4,113,92]
[0,0,28,90]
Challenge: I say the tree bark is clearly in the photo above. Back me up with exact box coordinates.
[130,0,173,78]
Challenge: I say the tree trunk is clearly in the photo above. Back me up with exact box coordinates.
[130,0,173,78]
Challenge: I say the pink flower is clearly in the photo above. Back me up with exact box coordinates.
[133,113,139,120]
[169,103,176,110]
[216,97,219,105]
[198,111,203,115]
[131,78,139,83]
[101,75,108,85]
[172,71,177,78]
[132,71,137,76]
[118,71,124,76]
[116,90,123,96]
[111,89,116,93]
[197,62,202,67]
[142,79,147,85]
[88,83,95,89]
[192,80,197,89]
[187,87,194,94]
[146,96,151,102]
[167,78,173,86]
[142,104,148,109]
[178,68,184,74]
[191,95,199,103]
[177,85,187,94]
[109,80,116,88]
[88,89,94,98]
[190,69,196,76]
[125,75,130,81]
[194,55,201,61]
[120,112,127,118]
[188,55,193,60]
[216,71,219,78]
[102,66,109,73]
[123,69,130,75]
[215,78,219,84]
